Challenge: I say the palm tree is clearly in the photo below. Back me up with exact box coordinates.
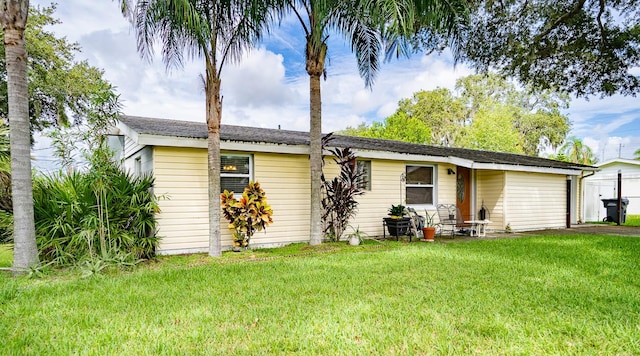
[273,0,469,245]
[559,136,598,165]
[121,0,274,256]
[1,0,40,272]
[634,148,640,160]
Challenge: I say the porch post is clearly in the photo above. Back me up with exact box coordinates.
[566,176,571,228]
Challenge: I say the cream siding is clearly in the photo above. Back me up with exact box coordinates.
[153,148,313,254]
[476,170,506,231]
[436,164,457,204]
[350,160,405,237]
[153,147,209,253]
[150,143,578,253]
[504,171,566,231]
[249,152,311,246]
[346,161,455,237]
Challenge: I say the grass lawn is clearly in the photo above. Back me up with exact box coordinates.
[0,243,11,268]
[624,214,640,227]
[1,235,639,354]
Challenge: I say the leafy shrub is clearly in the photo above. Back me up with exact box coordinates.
[33,160,160,266]
[321,134,366,241]
[221,181,273,249]
[0,211,12,243]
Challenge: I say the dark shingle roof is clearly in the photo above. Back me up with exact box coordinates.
[120,115,594,171]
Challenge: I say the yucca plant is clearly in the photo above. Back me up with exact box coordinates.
[221,181,273,249]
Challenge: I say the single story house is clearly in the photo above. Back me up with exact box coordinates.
[583,158,640,222]
[114,115,596,255]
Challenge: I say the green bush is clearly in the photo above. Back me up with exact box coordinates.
[32,162,160,266]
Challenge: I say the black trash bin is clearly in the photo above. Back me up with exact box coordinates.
[601,198,629,223]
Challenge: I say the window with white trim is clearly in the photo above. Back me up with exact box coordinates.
[405,165,435,205]
[221,154,253,193]
[356,160,371,191]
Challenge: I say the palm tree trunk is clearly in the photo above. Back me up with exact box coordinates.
[206,72,222,257]
[309,72,322,245]
[3,20,40,271]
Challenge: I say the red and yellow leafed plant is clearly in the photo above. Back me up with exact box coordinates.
[221,181,273,249]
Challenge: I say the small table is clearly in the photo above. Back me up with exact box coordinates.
[464,220,491,237]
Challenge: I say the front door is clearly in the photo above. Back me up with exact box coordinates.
[456,166,472,223]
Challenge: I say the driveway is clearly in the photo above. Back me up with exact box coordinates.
[435,224,639,242]
[523,224,640,237]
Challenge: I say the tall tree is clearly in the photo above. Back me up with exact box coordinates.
[344,73,569,155]
[340,111,431,144]
[1,0,39,272]
[1,5,119,133]
[556,136,598,165]
[395,88,467,146]
[121,0,274,256]
[460,0,640,97]
[456,74,570,155]
[274,0,469,245]
[459,104,523,153]
[1,4,120,212]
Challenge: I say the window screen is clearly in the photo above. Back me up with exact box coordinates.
[356,160,371,191]
[405,165,435,205]
[221,155,252,193]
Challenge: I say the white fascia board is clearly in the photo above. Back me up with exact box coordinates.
[115,122,140,144]
[353,149,473,166]
[222,141,309,154]
[472,162,582,176]
[137,133,310,154]
[585,172,640,180]
[126,130,586,175]
[598,158,640,167]
[138,134,206,148]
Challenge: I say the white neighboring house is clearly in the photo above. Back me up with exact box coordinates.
[583,158,640,222]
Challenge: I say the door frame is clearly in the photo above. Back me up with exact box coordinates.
[456,166,474,222]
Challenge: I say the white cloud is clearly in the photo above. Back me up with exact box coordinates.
[221,48,297,108]
[28,0,640,168]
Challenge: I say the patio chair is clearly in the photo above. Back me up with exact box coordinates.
[436,204,471,237]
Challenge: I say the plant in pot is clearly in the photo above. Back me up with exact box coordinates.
[422,211,439,242]
[345,225,368,246]
[384,204,411,237]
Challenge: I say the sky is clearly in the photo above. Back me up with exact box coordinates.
[31,0,640,169]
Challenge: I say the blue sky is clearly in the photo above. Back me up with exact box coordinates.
[31,0,640,168]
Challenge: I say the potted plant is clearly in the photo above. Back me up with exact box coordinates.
[422,211,439,242]
[345,225,368,245]
[383,204,411,237]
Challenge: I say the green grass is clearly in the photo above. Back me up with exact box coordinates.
[624,214,640,226]
[0,243,11,268]
[1,235,639,354]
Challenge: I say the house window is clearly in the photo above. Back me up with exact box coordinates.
[405,165,435,205]
[134,157,142,175]
[221,154,252,193]
[356,160,371,191]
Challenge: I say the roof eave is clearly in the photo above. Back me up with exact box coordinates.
[473,162,585,175]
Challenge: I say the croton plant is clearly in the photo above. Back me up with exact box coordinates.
[220,181,273,248]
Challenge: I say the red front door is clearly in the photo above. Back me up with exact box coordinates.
[456,166,472,223]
